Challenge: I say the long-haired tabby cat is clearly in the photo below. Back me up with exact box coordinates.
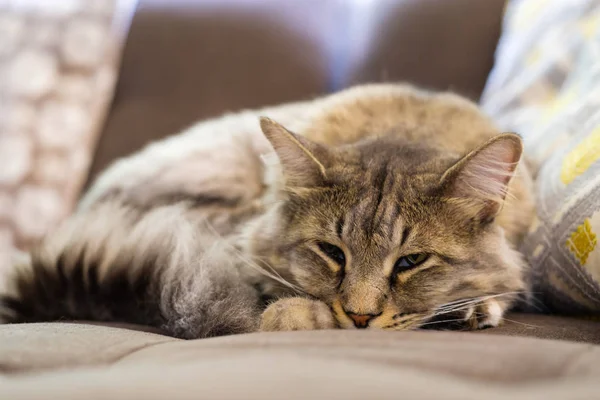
[0,84,535,338]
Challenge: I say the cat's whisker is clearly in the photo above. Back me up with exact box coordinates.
[235,251,305,294]
[520,293,547,313]
[497,316,543,329]
[435,291,524,312]
[432,298,488,314]
[418,317,469,328]
[202,221,306,294]
[469,312,544,329]
[421,291,534,330]
[429,304,477,318]
[428,291,525,320]
[255,258,308,294]
[434,298,480,311]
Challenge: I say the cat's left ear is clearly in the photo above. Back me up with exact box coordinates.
[440,133,523,222]
[260,117,328,188]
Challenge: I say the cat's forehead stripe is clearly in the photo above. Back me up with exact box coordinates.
[400,226,411,247]
[368,163,397,235]
[345,164,406,246]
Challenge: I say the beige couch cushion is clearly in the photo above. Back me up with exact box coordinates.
[1,315,600,399]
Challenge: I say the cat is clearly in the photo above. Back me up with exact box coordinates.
[0,84,535,338]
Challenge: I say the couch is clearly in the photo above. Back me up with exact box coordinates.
[2,0,600,398]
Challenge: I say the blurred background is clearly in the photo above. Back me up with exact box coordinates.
[0,0,506,265]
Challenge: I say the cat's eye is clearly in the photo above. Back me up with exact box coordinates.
[317,242,346,266]
[394,253,429,273]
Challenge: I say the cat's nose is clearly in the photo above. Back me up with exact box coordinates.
[346,312,374,329]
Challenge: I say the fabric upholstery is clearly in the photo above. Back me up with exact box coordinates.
[482,0,600,314]
[1,317,600,399]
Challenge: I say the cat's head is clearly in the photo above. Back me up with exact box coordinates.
[259,117,527,330]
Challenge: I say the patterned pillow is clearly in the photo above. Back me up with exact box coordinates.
[0,1,136,277]
[481,0,600,314]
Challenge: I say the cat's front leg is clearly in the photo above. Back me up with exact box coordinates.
[463,298,506,330]
[260,297,337,332]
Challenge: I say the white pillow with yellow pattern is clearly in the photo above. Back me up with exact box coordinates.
[482,0,600,313]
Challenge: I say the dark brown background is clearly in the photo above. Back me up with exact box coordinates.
[87,0,506,185]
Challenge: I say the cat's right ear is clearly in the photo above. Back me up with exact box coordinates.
[439,133,523,222]
[260,117,328,188]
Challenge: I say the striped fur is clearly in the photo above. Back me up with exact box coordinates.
[1,200,263,338]
[0,84,535,337]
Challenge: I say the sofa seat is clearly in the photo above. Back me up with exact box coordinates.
[1,314,599,399]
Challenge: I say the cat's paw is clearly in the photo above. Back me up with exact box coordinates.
[463,298,505,330]
[260,297,337,332]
